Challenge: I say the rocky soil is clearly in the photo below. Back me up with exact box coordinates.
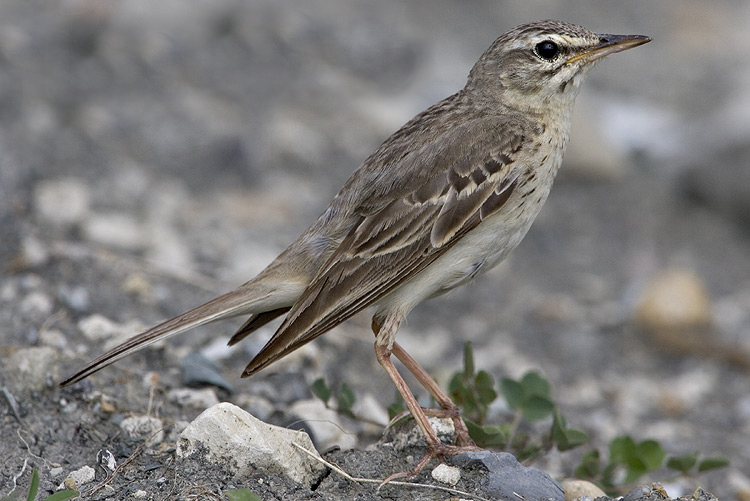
[1,1,749,500]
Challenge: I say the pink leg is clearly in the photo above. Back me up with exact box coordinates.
[373,316,479,481]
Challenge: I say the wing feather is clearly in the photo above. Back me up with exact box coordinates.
[243,118,530,375]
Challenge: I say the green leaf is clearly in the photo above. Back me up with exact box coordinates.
[464,419,506,448]
[636,440,665,471]
[225,488,263,501]
[697,456,730,472]
[520,372,550,398]
[562,428,588,449]
[500,378,524,409]
[311,378,331,405]
[609,436,636,465]
[520,395,555,421]
[475,370,498,405]
[27,469,40,501]
[337,383,356,416]
[667,454,698,474]
[44,491,80,501]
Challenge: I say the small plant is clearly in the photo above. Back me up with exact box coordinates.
[225,488,262,501]
[4,468,78,501]
[309,341,729,493]
[575,437,730,494]
[311,377,356,418]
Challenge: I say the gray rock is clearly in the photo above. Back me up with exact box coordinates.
[168,387,220,409]
[6,346,59,392]
[33,178,91,226]
[181,352,234,393]
[451,450,564,501]
[120,415,164,445]
[177,402,327,487]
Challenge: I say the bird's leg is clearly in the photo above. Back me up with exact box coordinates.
[373,315,476,481]
[392,342,477,448]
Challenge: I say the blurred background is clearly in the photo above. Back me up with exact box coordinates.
[1,0,749,498]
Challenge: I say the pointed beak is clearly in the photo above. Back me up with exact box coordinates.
[567,34,651,64]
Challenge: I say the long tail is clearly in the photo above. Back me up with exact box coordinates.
[60,284,288,386]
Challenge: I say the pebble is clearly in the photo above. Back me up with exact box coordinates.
[450,451,563,501]
[289,398,357,451]
[168,387,220,409]
[634,269,714,354]
[6,346,58,392]
[120,415,164,445]
[58,465,95,491]
[562,478,606,500]
[177,402,326,487]
[431,463,461,486]
[33,178,91,226]
[181,352,234,393]
[234,393,275,422]
[19,291,54,318]
[635,269,712,330]
[82,212,146,250]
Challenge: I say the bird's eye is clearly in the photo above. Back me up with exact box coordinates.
[535,40,559,61]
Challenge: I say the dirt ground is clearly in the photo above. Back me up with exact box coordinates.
[2,1,749,500]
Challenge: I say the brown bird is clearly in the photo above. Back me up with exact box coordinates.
[62,20,650,478]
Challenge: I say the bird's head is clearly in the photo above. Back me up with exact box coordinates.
[468,20,651,111]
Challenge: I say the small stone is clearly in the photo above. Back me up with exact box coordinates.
[49,467,64,478]
[99,400,116,414]
[451,451,563,501]
[7,346,59,392]
[234,393,275,422]
[177,402,326,487]
[33,178,91,226]
[77,314,145,351]
[634,269,714,356]
[39,329,68,349]
[562,478,606,500]
[289,398,357,451]
[635,268,712,332]
[83,212,146,250]
[431,463,460,486]
[59,465,95,490]
[181,352,233,393]
[19,291,54,318]
[384,416,456,451]
[120,415,164,445]
[168,387,220,409]
[132,489,148,498]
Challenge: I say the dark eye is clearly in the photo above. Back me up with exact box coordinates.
[535,40,559,60]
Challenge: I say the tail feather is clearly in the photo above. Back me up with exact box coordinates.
[228,306,291,346]
[60,286,276,386]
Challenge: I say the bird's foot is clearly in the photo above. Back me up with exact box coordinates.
[381,442,481,485]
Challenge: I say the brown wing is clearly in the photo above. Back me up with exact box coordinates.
[243,120,528,376]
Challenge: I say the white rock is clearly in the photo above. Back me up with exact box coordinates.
[7,346,58,391]
[19,291,54,318]
[289,398,357,451]
[177,402,326,486]
[562,478,606,500]
[120,415,164,445]
[132,489,149,498]
[168,387,220,409]
[58,465,95,490]
[431,463,461,486]
[33,178,91,226]
[77,314,145,351]
[83,212,146,250]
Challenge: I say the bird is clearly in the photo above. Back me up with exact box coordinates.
[61,20,650,478]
